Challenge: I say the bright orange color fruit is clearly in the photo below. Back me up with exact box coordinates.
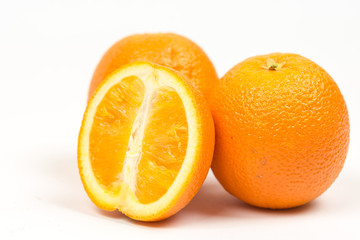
[88,33,218,101]
[78,62,214,221]
[210,53,350,209]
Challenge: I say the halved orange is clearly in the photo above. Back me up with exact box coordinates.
[78,62,214,221]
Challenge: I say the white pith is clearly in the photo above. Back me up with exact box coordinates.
[119,74,156,194]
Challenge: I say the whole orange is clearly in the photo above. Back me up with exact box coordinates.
[88,33,218,100]
[210,53,350,209]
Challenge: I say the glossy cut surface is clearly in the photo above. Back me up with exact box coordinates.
[79,62,214,221]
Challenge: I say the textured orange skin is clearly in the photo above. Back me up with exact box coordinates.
[210,53,350,209]
[79,62,215,221]
[88,33,218,101]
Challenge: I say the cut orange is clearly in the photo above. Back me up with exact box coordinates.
[78,62,214,221]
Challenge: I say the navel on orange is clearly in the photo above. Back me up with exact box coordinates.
[78,62,214,221]
[210,53,350,209]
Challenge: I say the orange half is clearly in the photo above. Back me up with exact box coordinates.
[78,62,214,221]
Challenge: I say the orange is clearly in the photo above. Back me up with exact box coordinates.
[88,33,218,101]
[210,53,350,209]
[78,62,214,221]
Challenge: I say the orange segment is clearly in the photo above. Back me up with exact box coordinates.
[78,62,214,221]
[136,87,188,204]
[89,76,145,191]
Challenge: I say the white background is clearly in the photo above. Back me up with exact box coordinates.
[1,0,360,239]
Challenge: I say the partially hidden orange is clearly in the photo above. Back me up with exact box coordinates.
[78,62,214,221]
[210,53,350,209]
[88,33,218,101]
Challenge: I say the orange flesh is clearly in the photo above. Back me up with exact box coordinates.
[89,77,188,204]
[90,76,145,192]
[136,88,188,203]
